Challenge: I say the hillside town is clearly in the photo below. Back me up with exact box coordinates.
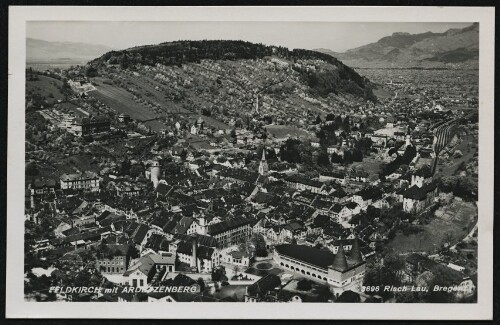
[25,42,478,303]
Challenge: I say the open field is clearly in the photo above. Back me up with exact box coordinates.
[387,199,477,253]
[351,158,383,177]
[265,125,313,140]
[26,75,65,104]
[114,72,191,115]
[88,83,160,121]
[90,77,231,132]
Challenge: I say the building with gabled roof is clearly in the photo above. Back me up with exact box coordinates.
[402,182,438,213]
[122,252,175,289]
[244,274,282,302]
[60,171,100,192]
[207,216,253,247]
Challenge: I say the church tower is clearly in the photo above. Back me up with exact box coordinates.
[258,148,269,176]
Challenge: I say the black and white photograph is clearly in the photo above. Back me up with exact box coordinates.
[6,5,495,320]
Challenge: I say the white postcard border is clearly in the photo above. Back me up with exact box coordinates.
[7,5,495,320]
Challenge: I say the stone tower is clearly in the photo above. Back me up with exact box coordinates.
[150,161,161,188]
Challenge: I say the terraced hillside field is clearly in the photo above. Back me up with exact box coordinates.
[89,78,161,121]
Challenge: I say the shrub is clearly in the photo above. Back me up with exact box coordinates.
[255,248,268,257]
[297,279,312,291]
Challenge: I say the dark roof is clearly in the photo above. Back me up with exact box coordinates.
[197,246,215,260]
[356,187,383,201]
[156,183,174,196]
[331,245,348,271]
[176,241,194,255]
[207,216,253,236]
[218,167,261,184]
[313,214,329,228]
[145,234,170,251]
[176,234,218,248]
[330,204,343,213]
[275,244,364,271]
[344,202,359,210]
[247,274,281,298]
[104,244,131,256]
[253,192,278,205]
[172,216,194,235]
[132,224,150,244]
[403,185,427,201]
[348,238,364,264]
[99,212,126,227]
[62,227,80,237]
[275,244,335,269]
[403,183,437,201]
[285,174,324,188]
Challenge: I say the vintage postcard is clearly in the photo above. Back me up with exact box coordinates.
[7,6,494,320]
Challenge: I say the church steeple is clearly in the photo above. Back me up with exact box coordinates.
[258,148,268,176]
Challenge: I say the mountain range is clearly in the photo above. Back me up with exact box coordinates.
[26,38,115,64]
[316,23,479,68]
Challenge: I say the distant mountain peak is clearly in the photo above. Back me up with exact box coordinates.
[316,23,478,68]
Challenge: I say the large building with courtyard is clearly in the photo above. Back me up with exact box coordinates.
[273,240,366,296]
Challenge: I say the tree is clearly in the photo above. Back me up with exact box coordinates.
[197,277,206,292]
[202,108,212,116]
[352,148,363,162]
[25,162,39,176]
[317,150,330,166]
[255,248,268,257]
[212,266,226,282]
[363,254,404,300]
[280,138,303,163]
[297,279,312,291]
[120,159,131,176]
[331,152,343,164]
[128,245,139,259]
[129,165,143,178]
[343,150,353,164]
[342,116,351,132]
[366,205,381,219]
[85,66,98,78]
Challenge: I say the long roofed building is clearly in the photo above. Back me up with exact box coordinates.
[273,239,366,296]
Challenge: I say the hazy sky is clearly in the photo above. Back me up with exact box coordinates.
[27,21,473,52]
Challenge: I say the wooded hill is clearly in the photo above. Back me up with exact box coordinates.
[88,40,375,101]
